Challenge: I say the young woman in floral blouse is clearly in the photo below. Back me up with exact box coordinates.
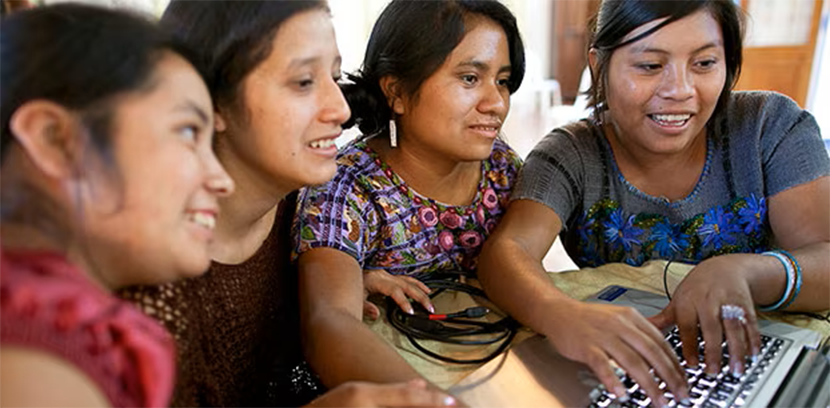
[293,0,525,393]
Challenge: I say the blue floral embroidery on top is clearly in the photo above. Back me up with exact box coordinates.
[651,221,690,258]
[737,194,766,235]
[603,209,643,252]
[570,196,771,267]
[698,206,740,250]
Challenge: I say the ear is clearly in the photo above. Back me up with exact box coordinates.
[214,110,227,133]
[9,100,83,179]
[379,76,406,115]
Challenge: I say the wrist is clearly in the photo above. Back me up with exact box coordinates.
[537,296,580,336]
[735,252,787,307]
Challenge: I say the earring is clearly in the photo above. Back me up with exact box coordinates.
[389,118,397,148]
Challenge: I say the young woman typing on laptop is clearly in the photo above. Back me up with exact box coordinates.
[478,0,830,406]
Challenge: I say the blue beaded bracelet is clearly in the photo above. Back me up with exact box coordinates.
[759,250,795,312]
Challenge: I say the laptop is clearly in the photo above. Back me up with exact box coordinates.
[449,285,829,408]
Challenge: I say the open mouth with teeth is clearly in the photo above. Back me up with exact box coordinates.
[309,138,337,149]
[188,212,216,230]
[648,113,692,127]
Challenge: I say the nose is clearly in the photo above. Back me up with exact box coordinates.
[320,76,351,126]
[657,64,694,101]
[203,149,235,197]
[478,80,509,119]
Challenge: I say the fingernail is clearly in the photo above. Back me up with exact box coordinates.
[443,396,457,406]
[428,305,435,313]
[680,398,693,406]
[751,354,759,364]
[406,306,414,315]
[615,387,629,402]
[732,365,743,377]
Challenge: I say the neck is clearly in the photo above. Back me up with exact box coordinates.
[604,122,708,201]
[210,143,289,265]
[370,137,481,206]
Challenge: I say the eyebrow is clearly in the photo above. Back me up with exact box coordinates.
[457,59,512,74]
[630,40,723,55]
[288,55,342,70]
[175,100,209,125]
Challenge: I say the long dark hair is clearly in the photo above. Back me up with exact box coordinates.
[0,3,199,164]
[586,0,744,131]
[160,0,328,115]
[343,0,526,139]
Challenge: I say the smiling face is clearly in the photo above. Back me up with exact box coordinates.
[602,9,727,156]
[395,15,512,163]
[217,9,350,192]
[80,52,233,287]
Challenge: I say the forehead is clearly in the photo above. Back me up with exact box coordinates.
[622,9,724,53]
[262,9,338,71]
[445,16,509,65]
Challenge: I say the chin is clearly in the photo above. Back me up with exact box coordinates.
[303,167,338,187]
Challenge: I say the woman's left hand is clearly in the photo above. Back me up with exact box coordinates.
[362,268,433,319]
[648,255,762,377]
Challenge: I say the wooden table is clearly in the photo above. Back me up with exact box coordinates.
[367,261,829,389]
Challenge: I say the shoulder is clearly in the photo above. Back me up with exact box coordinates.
[525,119,604,171]
[538,120,602,155]
[1,251,175,408]
[0,347,110,407]
[725,91,816,137]
[727,90,802,116]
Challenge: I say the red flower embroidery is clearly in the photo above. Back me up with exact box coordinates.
[483,188,498,210]
[475,206,486,225]
[439,210,463,229]
[459,231,482,248]
[438,230,455,251]
[418,207,439,228]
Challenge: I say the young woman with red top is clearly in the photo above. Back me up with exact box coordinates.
[0,4,234,406]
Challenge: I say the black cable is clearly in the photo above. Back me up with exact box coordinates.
[662,259,673,301]
[386,273,519,364]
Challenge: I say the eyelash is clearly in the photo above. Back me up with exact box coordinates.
[461,74,478,85]
[636,59,719,73]
[460,74,511,88]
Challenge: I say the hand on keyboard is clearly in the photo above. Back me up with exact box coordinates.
[588,327,788,408]
[545,300,691,407]
[648,255,762,377]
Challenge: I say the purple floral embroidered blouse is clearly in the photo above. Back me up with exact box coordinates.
[292,138,522,276]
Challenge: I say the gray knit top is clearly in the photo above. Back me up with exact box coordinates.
[513,91,830,267]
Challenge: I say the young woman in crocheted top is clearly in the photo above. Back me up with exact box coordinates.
[479,0,829,406]
[119,1,458,407]
[0,4,234,407]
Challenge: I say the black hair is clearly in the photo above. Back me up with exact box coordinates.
[0,3,200,164]
[160,0,327,114]
[343,0,526,137]
[1,2,208,246]
[587,0,744,131]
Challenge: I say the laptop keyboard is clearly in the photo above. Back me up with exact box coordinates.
[588,327,790,408]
